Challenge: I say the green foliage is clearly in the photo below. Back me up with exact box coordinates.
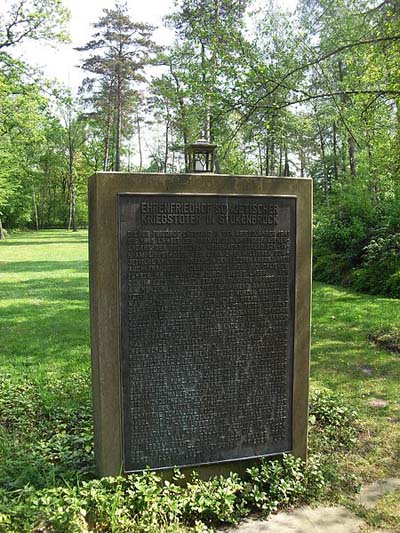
[368,327,400,354]
[313,184,400,297]
[308,389,362,497]
[0,60,96,231]
[0,373,94,491]
[0,60,47,227]
[0,454,329,532]
[0,367,359,531]
[0,0,70,49]
[245,454,325,514]
[309,389,359,452]
[313,189,374,283]
[352,234,400,297]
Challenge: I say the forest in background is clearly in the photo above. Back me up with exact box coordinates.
[0,0,399,297]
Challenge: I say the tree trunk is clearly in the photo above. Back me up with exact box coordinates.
[209,118,220,173]
[270,138,275,175]
[103,82,114,171]
[332,121,339,181]
[257,142,263,175]
[283,143,290,176]
[348,135,356,177]
[32,186,39,230]
[201,41,210,140]
[103,110,112,171]
[0,218,5,240]
[395,97,400,172]
[213,150,221,173]
[164,118,169,173]
[127,140,131,172]
[67,129,77,232]
[171,133,176,173]
[68,181,77,232]
[317,121,328,196]
[300,148,305,177]
[71,185,77,232]
[137,115,143,172]
[115,66,122,171]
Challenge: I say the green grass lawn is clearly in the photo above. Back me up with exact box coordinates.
[312,284,400,479]
[0,230,399,531]
[0,229,90,382]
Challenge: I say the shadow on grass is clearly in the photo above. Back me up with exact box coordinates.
[0,305,90,373]
[1,278,88,301]
[0,260,88,274]
[0,273,90,375]
[0,239,88,247]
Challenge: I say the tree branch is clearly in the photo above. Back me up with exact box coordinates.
[257,89,400,110]
[242,34,400,120]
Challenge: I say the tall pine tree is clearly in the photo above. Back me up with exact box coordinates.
[77,1,158,171]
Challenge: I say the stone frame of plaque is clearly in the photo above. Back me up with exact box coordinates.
[89,173,312,478]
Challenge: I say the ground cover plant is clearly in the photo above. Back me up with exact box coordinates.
[0,230,399,532]
[368,327,400,354]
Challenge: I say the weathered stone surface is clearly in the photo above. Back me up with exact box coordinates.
[223,506,364,532]
[359,478,400,509]
[369,399,389,408]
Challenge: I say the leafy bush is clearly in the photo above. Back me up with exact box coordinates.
[308,389,361,496]
[244,453,325,514]
[313,186,400,297]
[0,455,328,532]
[0,375,362,531]
[309,388,359,452]
[385,270,400,297]
[313,189,376,286]
[351,234,400,297]
[368,327,400,354]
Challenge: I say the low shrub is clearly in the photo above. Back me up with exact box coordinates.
[0,376,361,531]
[0,374,95,491]
[313,186,400,298]
[1,455,328,532]
[368,327,400,354]
[351,234,400,297]
[309,388,359,452]
[313,189,376,286]
[244,453,325,514]
[308,389,362,496]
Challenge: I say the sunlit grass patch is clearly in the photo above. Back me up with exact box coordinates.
[0,230,90,380]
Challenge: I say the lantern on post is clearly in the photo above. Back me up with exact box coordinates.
[185,139,217,173]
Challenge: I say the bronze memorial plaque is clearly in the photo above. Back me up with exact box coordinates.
[118,194,296,473]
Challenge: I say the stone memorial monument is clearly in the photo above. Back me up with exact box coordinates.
[89,151,312,477]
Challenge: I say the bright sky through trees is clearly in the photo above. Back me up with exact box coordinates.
[7,0,174,89]
[7,0,298,91]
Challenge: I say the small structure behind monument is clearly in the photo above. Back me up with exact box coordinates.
[89,168,312,477]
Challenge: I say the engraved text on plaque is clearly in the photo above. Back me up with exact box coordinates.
[119,195,296,472]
